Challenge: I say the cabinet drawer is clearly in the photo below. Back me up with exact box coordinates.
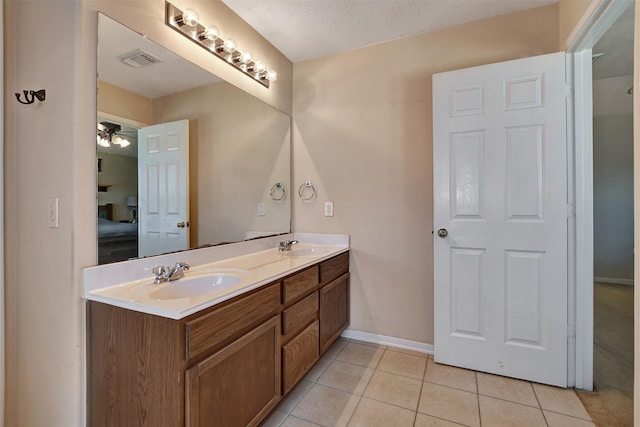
[282,266,318,306]
[319,252,349,285]
[282,320,319,395]
[185,283,281,362]
[282,292,318,340]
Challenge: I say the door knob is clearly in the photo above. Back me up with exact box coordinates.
[177,222,186,228]
[437,228,448,238]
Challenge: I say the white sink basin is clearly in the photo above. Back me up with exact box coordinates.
[149,271,244,300]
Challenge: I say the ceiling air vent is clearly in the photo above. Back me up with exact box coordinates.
[118,49,160,68]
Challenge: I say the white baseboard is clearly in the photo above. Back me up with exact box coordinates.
[341,329,434,355]
[594,276,634,286]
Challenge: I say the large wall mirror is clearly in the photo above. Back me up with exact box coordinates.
[97,13,291,265]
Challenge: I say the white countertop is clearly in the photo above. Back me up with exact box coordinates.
[83,233,349,319]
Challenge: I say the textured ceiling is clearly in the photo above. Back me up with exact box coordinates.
[221,0,558,62]
[592,2,635,80]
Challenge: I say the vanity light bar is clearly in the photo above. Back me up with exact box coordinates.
[165,2,277,88]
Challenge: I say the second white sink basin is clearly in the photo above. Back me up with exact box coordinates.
[150,271,244,300]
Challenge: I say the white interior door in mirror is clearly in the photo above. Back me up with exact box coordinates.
[138,119,189,257]
[433,52,568,387]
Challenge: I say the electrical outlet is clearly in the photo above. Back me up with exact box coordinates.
[48,198,59,228]
[324,201,334,217]
[257,202,266,216]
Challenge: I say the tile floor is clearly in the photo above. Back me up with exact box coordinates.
[262,338,595,427]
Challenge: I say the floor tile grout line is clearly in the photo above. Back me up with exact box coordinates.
[476,372,482,427]
[374,367,427,382]
[422,377,478,395]
[361,393,420,414]
[331,356,384,372]
[413,371,426,426]
[481,393,550,408]
[542,408,596,423]
[342,394,362,427]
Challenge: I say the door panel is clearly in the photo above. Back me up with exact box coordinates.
[138,119,189,257]
[433,52,568,386]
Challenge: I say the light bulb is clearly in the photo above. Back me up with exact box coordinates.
[254,61,266,73]
[97,135,110,148]
[203,25,219,41]
[240,51,253,64]
[112,135,131,147]
[181,9,199,27]
[266,70,278,82]
[223,39,237,53]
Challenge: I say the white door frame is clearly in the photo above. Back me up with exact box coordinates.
[0,0,5,421]
[567,0,633,391]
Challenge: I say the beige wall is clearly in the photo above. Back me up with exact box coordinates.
[593,115,634,282]
[97,80,152,125]
[292,4,560,344]
[5,1,92,425]
[559,0,599,49]
[4,0,292,425]
[97,154,138,222]
[153,82,291,247]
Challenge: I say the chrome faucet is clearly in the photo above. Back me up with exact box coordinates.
[279,240,299,252]
[153,261,190,284]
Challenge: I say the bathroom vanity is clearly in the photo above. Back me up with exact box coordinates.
[84,235,349,427]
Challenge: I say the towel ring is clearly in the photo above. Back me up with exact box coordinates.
[298,180,316,201]
[270,182,286,201]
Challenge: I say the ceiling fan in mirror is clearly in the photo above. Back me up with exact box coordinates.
[97,121,131,148]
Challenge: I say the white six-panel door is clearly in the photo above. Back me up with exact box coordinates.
[138,119,190,257]
[433,52,568,386]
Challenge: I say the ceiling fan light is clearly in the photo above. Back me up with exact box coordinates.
[112,135,130,147]
[97,136,111,148]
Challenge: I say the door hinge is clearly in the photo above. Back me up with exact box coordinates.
[567,203,576,219]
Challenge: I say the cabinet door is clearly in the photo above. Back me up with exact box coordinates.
[319,273,350,354]
[186,316,281,427]
[282,320,319,395]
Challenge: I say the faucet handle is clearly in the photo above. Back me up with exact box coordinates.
[174,261,190,271]
[279,240,299,251]
[152,266,169,284]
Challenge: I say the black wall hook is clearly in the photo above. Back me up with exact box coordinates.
[15,89,46,105]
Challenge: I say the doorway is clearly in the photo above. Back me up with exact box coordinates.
[576,4,635,424]
[96,115,140,264]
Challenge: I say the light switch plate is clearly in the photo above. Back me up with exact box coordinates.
[48,198,59,228]
[324,202,334,217]
[257,202,266,216]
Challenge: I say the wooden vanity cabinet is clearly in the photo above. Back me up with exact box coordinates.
[88,283,280,427]
[186,315,281,427]
[87,302,185,427]
[279,252,351,394]
[87,251,350,426]
[319,252,350,354]
[280,266,320,395]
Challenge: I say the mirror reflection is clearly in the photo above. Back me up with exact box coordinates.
[97,13,291,265]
